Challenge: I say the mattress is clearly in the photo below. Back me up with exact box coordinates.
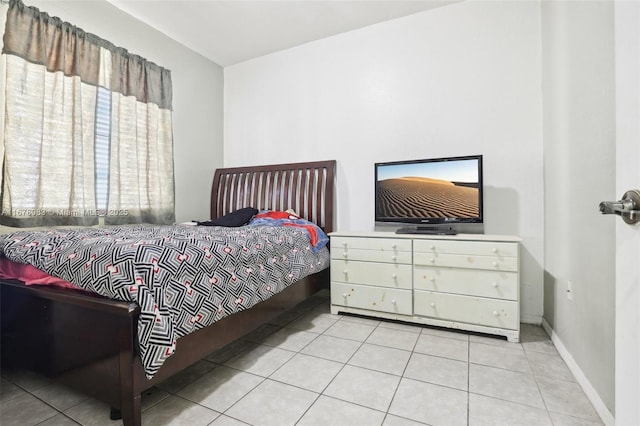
[0,223,330,378]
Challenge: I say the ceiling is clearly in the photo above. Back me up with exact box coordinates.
[105,1,459,67]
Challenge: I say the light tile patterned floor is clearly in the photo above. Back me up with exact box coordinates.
[1,290,604,426]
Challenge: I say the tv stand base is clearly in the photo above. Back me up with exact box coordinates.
[395,226,457,235]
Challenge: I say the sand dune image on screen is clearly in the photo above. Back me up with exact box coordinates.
[376,177,479,219]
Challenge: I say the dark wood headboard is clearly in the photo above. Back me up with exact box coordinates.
[210,160,336,233]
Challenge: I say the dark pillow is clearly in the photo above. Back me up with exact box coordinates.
[198,207,258,227]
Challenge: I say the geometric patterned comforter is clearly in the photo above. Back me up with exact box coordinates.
[0,224,330,378]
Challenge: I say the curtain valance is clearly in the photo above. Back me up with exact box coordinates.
[2,0,172,110]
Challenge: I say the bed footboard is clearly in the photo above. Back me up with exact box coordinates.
[1,269,327,426]
[1,279,142,424]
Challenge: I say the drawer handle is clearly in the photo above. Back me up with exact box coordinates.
[391,255,397,261]
[430,245,436,251]
[492,247,498,254]
[429,277,435,282]
[492,310,500,317]
[343,252,348,258]
[492,261,499,268]
[430,302,436,308]
[343,269,348,275]
[492,282,499,288]
[342,293,348,298]
[391,273,397,279]
[391,299,397,304]
[343,242,348,247]
[391,244,397,249]
[430,257,436,264]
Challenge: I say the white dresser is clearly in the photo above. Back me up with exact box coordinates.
[329,231,521,342]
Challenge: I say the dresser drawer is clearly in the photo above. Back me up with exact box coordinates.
[414,240,518,258]
[414,266,518,300]
[332,282,412,315]
[331,237,412,253]
[414,290,519,330]
[331,259,412,290]
[331,247,412,264]
[413,252,518,272]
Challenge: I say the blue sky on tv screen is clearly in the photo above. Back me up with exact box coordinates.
[377,158,479,183]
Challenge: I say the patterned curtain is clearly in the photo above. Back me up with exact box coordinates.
[0,0,175,227]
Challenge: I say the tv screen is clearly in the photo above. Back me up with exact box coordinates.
[375,155,483,228]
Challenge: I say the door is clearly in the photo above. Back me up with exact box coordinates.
[614,2,640,424]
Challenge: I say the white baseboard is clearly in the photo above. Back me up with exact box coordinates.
[541,318,615,426]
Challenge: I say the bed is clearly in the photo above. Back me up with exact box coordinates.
[0,159,336,426]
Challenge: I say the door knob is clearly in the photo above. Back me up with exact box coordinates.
[599,189,640,225]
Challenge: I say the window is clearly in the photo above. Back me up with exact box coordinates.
[1,0,175,227]
[95,86,111,216]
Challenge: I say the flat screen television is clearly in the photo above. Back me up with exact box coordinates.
[374,155,483,234]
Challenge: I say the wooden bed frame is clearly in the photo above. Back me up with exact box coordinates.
[0,160,336,426]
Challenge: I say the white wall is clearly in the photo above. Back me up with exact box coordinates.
[541,0,616,417]
[225,1,544,324]
[3,0,224,224]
